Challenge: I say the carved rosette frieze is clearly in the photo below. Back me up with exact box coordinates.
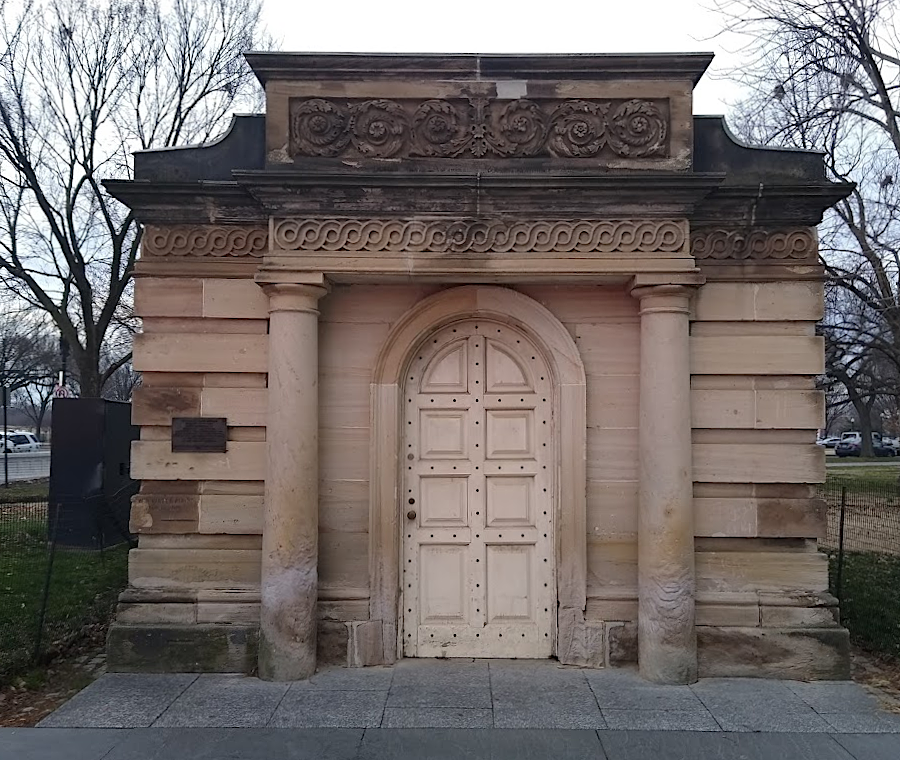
[142,226,268,257]
[272,219,688,254]
[289,97,669,160]
[691,228,816,261]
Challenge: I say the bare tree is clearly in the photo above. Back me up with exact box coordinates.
[0,0,268,396]
[0,311,55,393]
[712,0,900,453]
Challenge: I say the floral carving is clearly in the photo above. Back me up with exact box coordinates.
[349,99,409,158]
[291,98,350,157]
[607,100,667,157]
[691,229,816,260]
[412,100,469,157]
[496,99,547,156]
[142,226,268,257]
[548,101,608,157]
[273,218,687,254]
[288,97,670,159]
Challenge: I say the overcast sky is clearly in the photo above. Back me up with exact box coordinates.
[262,0,746,116]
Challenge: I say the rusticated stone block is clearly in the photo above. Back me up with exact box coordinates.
[130,493,200,534]
[107,623,259,673]
[317,620,349,666]
[348,620,384,667]
[607,621,638,665]
[698,626,850,680]
[758,498,826,540]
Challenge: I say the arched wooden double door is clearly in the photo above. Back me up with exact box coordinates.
[401,319,555,658]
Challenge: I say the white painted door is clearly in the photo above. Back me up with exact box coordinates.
[402,320,555,657]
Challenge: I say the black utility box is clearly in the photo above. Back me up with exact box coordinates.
[48,398,139,548]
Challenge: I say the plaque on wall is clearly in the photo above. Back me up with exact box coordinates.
[172,417,227,453]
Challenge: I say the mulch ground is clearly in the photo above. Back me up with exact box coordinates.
[0,621,108,727]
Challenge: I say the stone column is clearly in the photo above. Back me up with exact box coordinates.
[256,273,329,681]
[631,284,698,685]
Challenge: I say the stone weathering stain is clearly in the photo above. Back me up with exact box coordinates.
[104,52,851,684]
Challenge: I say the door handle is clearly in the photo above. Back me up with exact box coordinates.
[407,510,417,520]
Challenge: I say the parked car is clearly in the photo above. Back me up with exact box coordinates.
[816,436,841,448]
[835,434,896,458]
[0,431,41,453]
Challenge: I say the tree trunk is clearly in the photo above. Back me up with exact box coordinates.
[75,352,101,397]
[858,408,875,457]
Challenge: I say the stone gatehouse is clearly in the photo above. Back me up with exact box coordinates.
[105,53,851,684]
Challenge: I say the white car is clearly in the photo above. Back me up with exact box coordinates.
[1,431,41,453]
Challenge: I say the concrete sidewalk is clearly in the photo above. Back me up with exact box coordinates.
[4,660,899,758]
[3,727,900,759]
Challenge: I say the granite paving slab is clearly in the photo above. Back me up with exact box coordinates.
[600,708,721,731]
[0,728,125,760]
[786,680,884,713]
[387,660,491,709]
[820,711,900,733]
[270,688,388,728]
[152,674,290,727]
[598,730,855,760]
[357,728,606,760]
[832,733,900,760]
[294,666,394,691]
[101,727,364,760]
[37,673,197,728]
[493,692,608,729]
[381,707,494,728]
[586,670,707,711]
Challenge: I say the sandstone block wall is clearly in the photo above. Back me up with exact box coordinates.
[122,278,839,674]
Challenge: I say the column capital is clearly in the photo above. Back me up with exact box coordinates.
[629,284,695,316]
[256,271,329,314]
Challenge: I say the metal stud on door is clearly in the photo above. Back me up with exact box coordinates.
[402,321,554,658]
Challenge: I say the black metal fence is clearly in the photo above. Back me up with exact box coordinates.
[0,491,134,682]
[819,479,900,659]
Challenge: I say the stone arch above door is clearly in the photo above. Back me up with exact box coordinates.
[368,286,589,665]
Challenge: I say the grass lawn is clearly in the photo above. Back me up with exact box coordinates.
[826,465,900,487]
[0,505,128,683]
[829,550,900,659]
[0,479,49,502]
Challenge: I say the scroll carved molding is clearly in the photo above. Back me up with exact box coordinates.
[272,218,688,254]
[289,97,669,160]
[691,228,816,261]
[143,225,268,257]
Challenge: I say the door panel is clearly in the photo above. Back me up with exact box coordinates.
[403,322,554,658]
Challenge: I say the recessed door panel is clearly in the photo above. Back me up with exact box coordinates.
[486,545,533,622]
[420,411,467,459]
[422,341,468,393]
[420,476,469,527]
[420,545,467,622]
[403,321,554,658]
[486,409,534,459]
[486,476,534,527]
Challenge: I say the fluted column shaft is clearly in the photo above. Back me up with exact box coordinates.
[631,284,698,685]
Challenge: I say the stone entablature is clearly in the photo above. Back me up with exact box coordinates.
[139,220,817,267]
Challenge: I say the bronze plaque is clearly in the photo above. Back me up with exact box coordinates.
[172,417,227,453]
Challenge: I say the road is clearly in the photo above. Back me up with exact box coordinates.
[0,449,50,483]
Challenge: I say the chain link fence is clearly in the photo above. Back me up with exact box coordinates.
[0,487,134,682]
[820,479,900,659]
